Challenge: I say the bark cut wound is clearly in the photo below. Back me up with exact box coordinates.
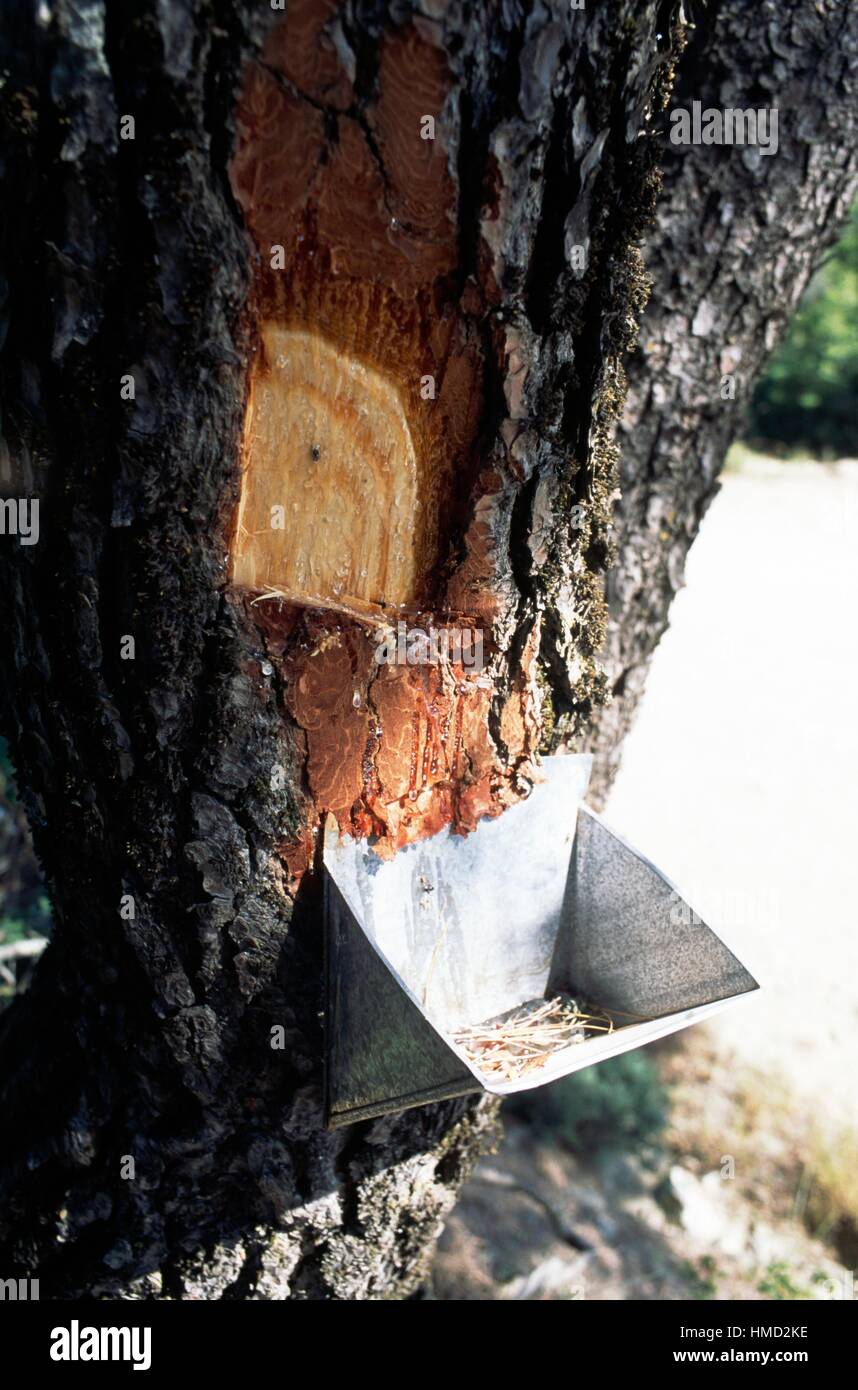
[229,1,537,862]
[233,325,423,609]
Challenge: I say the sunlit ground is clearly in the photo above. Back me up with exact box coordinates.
[606,445,858,1137]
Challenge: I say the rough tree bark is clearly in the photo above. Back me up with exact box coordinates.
[582,0,858,802]
[0,0,854,1302]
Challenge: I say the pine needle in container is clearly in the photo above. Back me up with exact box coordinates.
[452,993,615,1082]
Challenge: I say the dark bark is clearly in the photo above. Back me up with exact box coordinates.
[582,0,858,803]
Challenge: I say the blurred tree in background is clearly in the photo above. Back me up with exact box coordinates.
[746,201,858,458]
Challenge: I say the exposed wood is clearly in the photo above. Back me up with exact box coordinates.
[231,324,423,612]
[229,1,484,625]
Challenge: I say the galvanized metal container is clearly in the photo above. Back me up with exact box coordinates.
[323,754,758,1127]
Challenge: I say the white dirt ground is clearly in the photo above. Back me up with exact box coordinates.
[605,450,858,1137]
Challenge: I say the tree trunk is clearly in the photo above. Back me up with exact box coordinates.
[0,0,854,1301]
[582,0,858,803]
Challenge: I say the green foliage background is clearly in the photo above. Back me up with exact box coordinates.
[508,1050,668,1153]
[746,201,858,457]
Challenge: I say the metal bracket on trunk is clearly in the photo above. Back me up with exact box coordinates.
[323,754,758,1128]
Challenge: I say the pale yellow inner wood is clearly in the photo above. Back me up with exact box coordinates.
[231,324,422,611]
